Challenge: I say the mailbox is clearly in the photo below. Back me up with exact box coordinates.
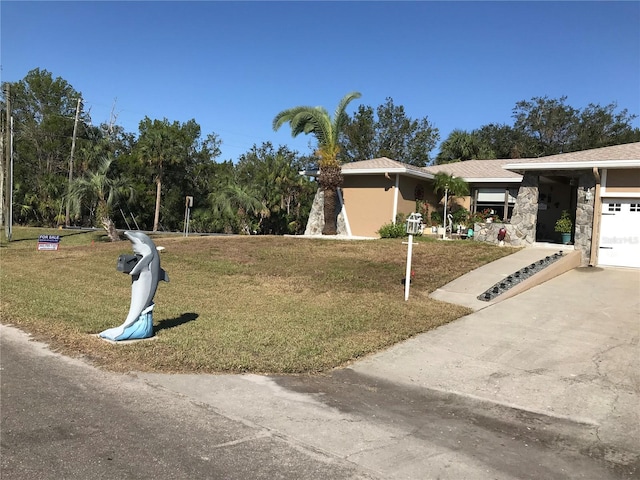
[406,213,423,235]
[117,254,141,274]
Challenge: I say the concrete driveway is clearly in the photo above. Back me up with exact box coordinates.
[349,264,640,457]
[137,251,638,478]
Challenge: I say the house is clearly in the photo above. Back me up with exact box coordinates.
[305,157,435,237]
[304,143,640,269]
[498,142,640,268]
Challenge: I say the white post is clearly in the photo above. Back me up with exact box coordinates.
[392,173,400,223]
[404,233,413,301]
[185,205,191,237]
[442,187,449,240]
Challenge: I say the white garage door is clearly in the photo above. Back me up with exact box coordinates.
[598,199,640,268]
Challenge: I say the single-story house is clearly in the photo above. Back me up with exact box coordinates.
[304,157,436,237]
[304,142,640,269]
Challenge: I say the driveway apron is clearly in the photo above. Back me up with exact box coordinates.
[348,267,640,454]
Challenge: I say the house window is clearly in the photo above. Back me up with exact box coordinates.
[473,188,518,221]
[630,203,639,213]
[607,203,621,212]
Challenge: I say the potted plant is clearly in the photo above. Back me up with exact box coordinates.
[554,210,573,244]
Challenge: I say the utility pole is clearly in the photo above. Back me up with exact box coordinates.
[1,104,5,233]
[8,116,13,241]
[3,83,11,241]
[65,97,82,227]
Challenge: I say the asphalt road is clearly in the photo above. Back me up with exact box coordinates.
[0,327,368,480]
[1,324,634,479]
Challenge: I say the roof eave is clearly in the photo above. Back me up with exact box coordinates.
[463,177,523,183]
[503,159,640,172]
[343,168,434,179]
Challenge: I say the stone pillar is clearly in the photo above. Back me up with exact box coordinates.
[508,172,539,245]
[575,172,596,266]
[304,189,348,236]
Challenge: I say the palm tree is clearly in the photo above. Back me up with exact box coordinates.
[273,91,361,235]
[67,156,134,241]
[432,172,469,236]
[208,184,266,234]
[136,125,171,232]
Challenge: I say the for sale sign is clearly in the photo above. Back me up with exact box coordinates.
[37,235,61,251]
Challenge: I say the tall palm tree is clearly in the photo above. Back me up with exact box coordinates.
[273,91,361,235]
[136,126,170,232]
[67,155,134,241]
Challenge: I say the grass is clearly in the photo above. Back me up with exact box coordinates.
[1,227,518,374]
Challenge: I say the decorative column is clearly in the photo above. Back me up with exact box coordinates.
[575,172,596,266]
[509,172,539,245]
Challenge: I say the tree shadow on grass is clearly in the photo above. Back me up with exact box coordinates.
[155,313,199,333]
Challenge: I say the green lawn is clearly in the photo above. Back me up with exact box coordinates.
[1,227,517,374]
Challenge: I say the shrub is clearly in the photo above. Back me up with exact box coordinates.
[378,221,407,238]
[451,208,470,226]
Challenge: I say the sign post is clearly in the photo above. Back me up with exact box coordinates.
[404,213,422,301]
[184,196,193,237]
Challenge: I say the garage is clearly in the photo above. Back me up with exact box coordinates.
[598,198,640,268]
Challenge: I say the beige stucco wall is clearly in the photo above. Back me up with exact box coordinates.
[604,168,640,194]
[342,175,395,237]
[342,175,432,237]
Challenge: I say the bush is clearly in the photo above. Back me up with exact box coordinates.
[451,208,470,226]
[377,221,407,238]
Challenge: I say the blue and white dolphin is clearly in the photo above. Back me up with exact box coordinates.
[99,231,169,341]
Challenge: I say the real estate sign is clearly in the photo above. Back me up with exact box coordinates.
[37,235,61,251]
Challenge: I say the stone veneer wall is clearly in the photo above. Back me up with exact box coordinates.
[474,172,540,246]
[473,222,527,246]
[575,172,596,266]
[304,189,348,236]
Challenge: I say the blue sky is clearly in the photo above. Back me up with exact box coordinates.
[2,1,639,162]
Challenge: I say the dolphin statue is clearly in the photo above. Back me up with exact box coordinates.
[99,231,169,341]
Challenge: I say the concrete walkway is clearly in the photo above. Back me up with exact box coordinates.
[429,244,575,311]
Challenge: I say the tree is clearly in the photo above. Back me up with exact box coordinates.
[341,97,440,166]
[432,172,469,200]
[273,92,361,235]
[67,155,134,241]
[340,105,377,162]
[135,117,201,232]
[512,95,579,156]
[236,142,315,234]
[574,103,640,151]
[432,172,469,230]
[2,69,90,226]
[435,129,491,164]
[208,183,265,235]
[472,123,530,159]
